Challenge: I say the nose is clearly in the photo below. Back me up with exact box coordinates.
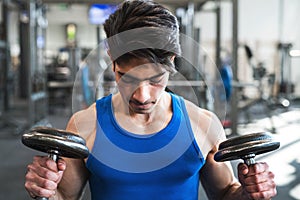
[132,82,151,104]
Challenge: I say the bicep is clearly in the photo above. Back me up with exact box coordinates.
[200,147,238,200]
[184,100,238,197]
[187,104,226,159]
[66,104,97,140]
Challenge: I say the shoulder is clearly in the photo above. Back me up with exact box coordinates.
[66,103,97,140]
[183,99,226,158]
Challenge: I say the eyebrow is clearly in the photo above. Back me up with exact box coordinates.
[118,71,166,81]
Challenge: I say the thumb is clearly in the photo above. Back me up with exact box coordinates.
[57,158,67,171]
[238,163,249,175]
[56,159,66,184]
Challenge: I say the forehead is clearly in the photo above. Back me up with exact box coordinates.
[116,58,166,75]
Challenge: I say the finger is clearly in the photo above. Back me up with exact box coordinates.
[27,163,60,183]
[244,178,276,193]
[247,162,269,176]
[33,156,59,172]
[28,191,37,199]
[246,188,277,200]
[243,171,275,186]
[26,168,59,190]
[26,182,56,198]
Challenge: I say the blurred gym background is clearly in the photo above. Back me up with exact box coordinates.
[1,0,300,199]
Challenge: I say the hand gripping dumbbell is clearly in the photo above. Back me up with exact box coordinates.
[214,132,280,165]
[22,127,90,200]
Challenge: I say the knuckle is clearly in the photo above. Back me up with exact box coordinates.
[36,188,55,198]
[27,164,36,172]
[45,158,54,167]
[260,191,268,198]
[24,182,32,190]
[255,184,263,191]
[263,162,269,168]
[25,172,32,180]
[248,193,256,199]
[253,175,260,184]
[272,181,277,188]
[33,156,42,163]
[41,179,53,189]
[268,171,275,178]
[44,170,53,179]
[35,189,46,198]
[253,164,259,173]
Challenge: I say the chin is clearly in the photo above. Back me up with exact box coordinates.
[130,105,154,114]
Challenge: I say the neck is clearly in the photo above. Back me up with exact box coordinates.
[112,92,172,134]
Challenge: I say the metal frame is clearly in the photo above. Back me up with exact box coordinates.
[230,0,239,135]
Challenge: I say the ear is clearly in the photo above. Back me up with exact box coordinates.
[112,62,116,72]
[170,55,176,62]
[107,50,116,72]
[107,50,112,61]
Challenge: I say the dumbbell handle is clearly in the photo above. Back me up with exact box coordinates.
[242,153,256,165]
[36,197,49,200]
[35,151,59,200]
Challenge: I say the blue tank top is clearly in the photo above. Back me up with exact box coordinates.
[86,93,206,200]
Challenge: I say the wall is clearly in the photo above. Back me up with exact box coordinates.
[45,4,99,55]
[195,0,300,97]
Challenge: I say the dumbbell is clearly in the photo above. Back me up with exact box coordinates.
[22,127,90,200]
[214,132,280,165]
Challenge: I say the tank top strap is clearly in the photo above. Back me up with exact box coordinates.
[171,93,204,159]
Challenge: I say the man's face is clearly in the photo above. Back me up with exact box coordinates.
[114,58,169,114]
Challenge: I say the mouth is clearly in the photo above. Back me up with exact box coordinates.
[129,100,154,111]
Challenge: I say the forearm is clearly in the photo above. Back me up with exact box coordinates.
[49,188,84,200]
[49,190,65,200]
[51,157,89,200]
[221,183,249,200]
[51,177,87,200]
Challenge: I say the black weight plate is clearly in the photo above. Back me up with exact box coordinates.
[219,132,273,150]
[30,127,87,145]
[22,127,89,159]
[214,140,280,162]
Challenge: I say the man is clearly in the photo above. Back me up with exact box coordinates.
[25,0,277,199]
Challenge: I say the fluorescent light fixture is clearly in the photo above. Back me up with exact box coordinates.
[289,50,300,57]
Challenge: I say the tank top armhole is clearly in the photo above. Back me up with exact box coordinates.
[177,96,205,161]
[86,95,112,168]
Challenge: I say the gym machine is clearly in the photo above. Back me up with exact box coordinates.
[0,2,10,129]
[227,0,288,135]
[0,0,28,134]
[46,47,81,115]
[174,1,225,115]
[234,45,290,133]
[173,2,208,109]
[277,43,294,100]
[17,0,49,131]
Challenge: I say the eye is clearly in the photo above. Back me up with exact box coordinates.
[150,76,164,84]
[120,74,139,84]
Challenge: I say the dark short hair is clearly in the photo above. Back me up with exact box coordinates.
[103,0,181,74]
